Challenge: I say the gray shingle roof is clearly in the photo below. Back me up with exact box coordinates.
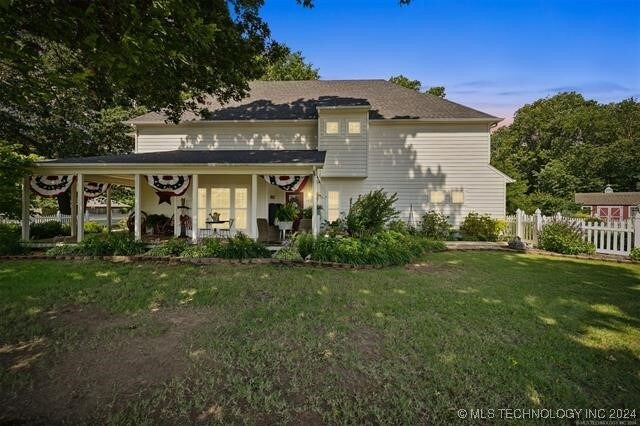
[128,80,498,123]
[575,192,640,206]
[41,150,326,165]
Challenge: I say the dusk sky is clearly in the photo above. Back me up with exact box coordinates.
[261,0,640,122]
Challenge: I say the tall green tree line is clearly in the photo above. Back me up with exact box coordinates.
[491,92,640,214]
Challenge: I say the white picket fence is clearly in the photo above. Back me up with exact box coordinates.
[506,209,639,257]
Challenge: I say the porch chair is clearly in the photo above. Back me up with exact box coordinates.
[257,218,280,243]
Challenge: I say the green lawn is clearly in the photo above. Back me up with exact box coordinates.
[1,253,639,424]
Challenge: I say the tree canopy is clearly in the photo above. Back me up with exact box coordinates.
[261,48,320,80]
[491,93,640,214]
[426,86,446,98]
[0,0,278,123]
[389,75,422,91]
[388,75,446,98]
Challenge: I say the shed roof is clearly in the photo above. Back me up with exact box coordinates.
[575,192,640,206]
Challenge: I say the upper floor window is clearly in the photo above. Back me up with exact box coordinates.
[347,121,361,134]
[451,191,464,204]
[430,191,445,204]
[325,121,339,135]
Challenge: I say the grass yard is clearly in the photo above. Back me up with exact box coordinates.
[0,252,639,424]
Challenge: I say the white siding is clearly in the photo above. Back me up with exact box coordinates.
[318,110,368,177]
[136,123,317,153]
[319,122,507,227]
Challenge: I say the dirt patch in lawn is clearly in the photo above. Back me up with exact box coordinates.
[0,305,216,424]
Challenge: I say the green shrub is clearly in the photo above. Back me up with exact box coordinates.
[77,233,146,256]
[222,233,270,259]
[30,221,70,239]
[84,221,105,234]
[386,219,417,235]
[45,244,82,256]
[420,211,452,240]
[145,237,190,257]
[630,247,640,262]
[298,231,444,265]
[181,238,223,258]
[459,212,504,241]
[346,189,399,237]
[0,223,24,255]
[572,211,603,224]
[274,246,303,261]
[322,218,348,237]
[295,232,316,258]
[538,222,595,255]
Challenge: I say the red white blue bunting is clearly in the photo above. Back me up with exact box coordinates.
[30,175,75,197]
[146,175,191,205]
[84,182,110,198]
[263,175,308,192]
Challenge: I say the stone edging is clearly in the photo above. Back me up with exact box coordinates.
[0,254,385,269]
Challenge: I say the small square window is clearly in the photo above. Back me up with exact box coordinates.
[325,121,339,135]
[430,191,445,203]
[451,191,464,204]
[348,121,361,134]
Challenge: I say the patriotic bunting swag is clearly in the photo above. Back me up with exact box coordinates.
[147,175,191,205]
[263,175,308,192]
[84,182,110,198]
[30,175,75,197]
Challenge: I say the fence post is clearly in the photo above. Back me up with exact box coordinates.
[634,212,640,249]
[516,208,523,239]
[533,208,542,243]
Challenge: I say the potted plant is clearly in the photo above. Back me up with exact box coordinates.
[275,202,299,231]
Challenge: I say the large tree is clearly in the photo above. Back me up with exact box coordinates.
[0,0,278,123]
[388,75,446,98]
[491,93,640,214]
[262,48,320,80]
[389,75,422,91]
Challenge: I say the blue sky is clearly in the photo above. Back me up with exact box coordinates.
[260,0,640,121]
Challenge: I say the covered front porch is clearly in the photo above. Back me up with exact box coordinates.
[23,150,325,243]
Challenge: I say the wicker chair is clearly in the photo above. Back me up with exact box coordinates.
[257,218,280,243]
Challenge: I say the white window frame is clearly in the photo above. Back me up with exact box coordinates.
[347,121,361,134]
[198,186,249,233]
[325,120,339,135]
[430,190,445,204]
[327,191,340,222]
[451,190,464,204]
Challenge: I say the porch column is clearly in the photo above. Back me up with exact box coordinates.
[106,185,112,233]
[70,180,77,238]
[251,174,258,239]
[76,173,84,242]
[311,171,318,236]
[21,176,30,241]
[134,174,142,241]
[191,174,199,242]
[173,198,180,237]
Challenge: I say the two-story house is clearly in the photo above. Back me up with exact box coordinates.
[26,80,512,241]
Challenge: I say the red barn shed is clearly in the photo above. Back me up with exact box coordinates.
[575,186,640,221]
